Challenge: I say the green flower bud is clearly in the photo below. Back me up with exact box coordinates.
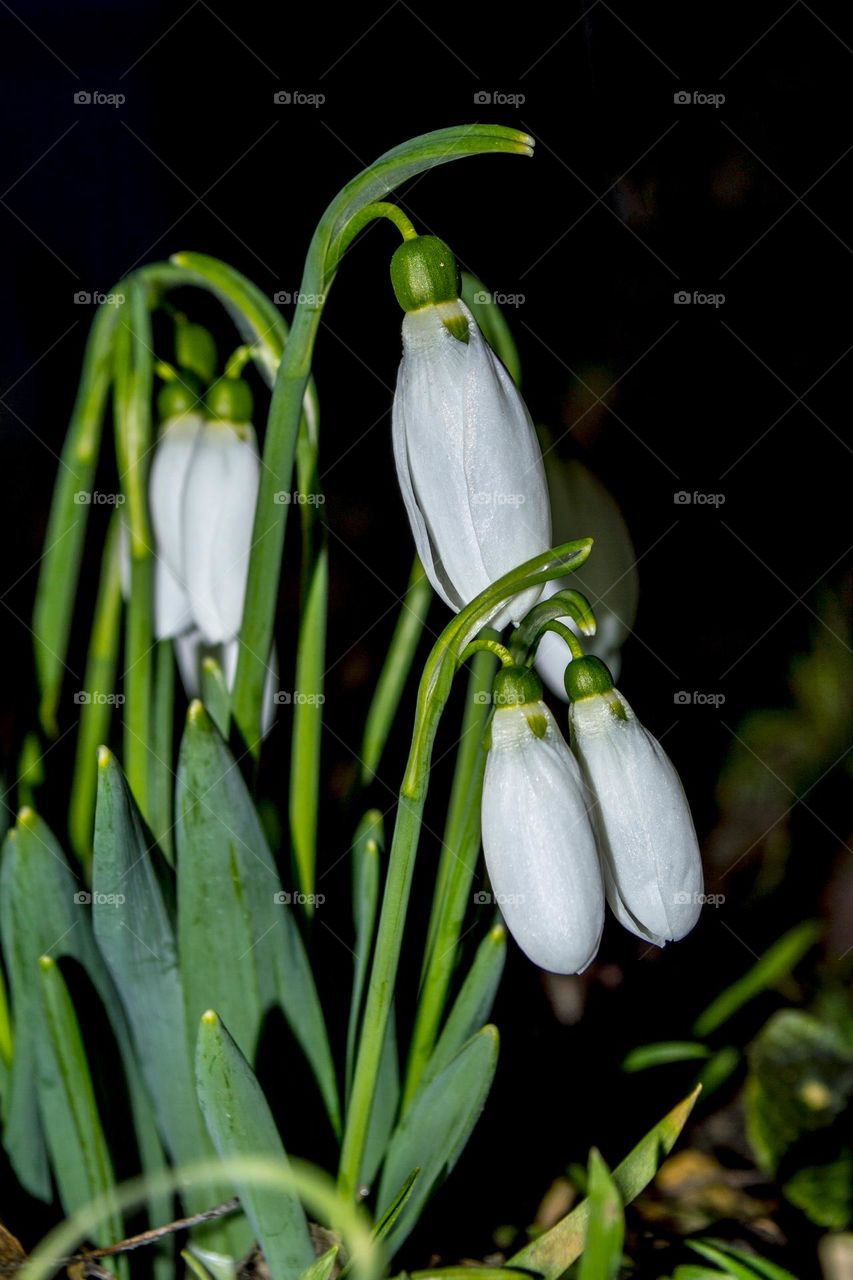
[157,371,203,421]
[563,655,615,703]
[391,235,461,313]
[176,321,218,384]
[205,377,253,424]
[493,663,543,709]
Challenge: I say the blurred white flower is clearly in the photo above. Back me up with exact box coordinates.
[536,454,638,697]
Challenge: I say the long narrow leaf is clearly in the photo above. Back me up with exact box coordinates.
[196,1010,315,1280]
[359,559,432,786]
[346,811,384,1095]
[289,547,327,910]
[509,1087,702,1277]
[421,922,505,1088]
[177,702,339,1132]
[693,922,820,1037]
[36,956,124,1252]
[376,1026,499,1255]
[577,1151,624,1280]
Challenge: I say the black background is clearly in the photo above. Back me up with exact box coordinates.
[1,2,851,1274]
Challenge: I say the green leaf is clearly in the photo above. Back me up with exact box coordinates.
[297,1247,339,1280]
[150,638,177,863]
[346,811,384,1096]
[92,749,223,1205]
[289,547,328,909]
[68,514,123,868]
[422,923,506,1088]
[196,1010,315,1280]
[783,1150,853,1230]
[177,702,339,1132]
[32,300,122,737]
[622,1042,712,1073]
[370,1169,419,1247]
[508,1087,702,1278]
[688,1239,799,1280]
[693,922,821,1038]
[361,1006,399,1190]
[460,273,522,386]
[696,1047,741,1100]
[744,1009,853,1174]
[359,559,432,787]
[577,1150,624,1280]
[376,1026,499,1255]
[201,657,231,740]
[36,955,124,1251]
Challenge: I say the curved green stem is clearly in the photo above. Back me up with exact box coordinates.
[510,586,597,668]
[459,638,514,667]
[401,645,496,1114]
[231,124,535,751]
[330,201,417,265]
[541,619,585,660]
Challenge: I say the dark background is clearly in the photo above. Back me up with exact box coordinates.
[1,2,851,1275]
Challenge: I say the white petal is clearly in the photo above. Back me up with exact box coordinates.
[482,702,604,974]
[183,421,260,644]
[393,305,551,629]
[569,692,703,943]
[460,313,551,625]
[155,556,194,639]
[149,412,204,580]
[394,306,484,607]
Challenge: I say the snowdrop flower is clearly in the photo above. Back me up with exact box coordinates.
[536,455,638,697]
[566,655,703,946]
[182,378,260,645]
[391,236,551,630]
[481,663,604,974]
[148,379,205,640]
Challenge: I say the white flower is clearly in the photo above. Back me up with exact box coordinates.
[392,301,551,630]
[182,419,260,644]
[481,670,604,974]
[147,410,204,640]
[535,455,639,698]
[567,664,703,945]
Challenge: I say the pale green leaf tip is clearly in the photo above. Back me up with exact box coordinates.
[38,955,54,972]
[489,923,507,943]
[97,745,113,769]
[201,1009,219,1027]
[188,699,208,725]
[17,806,36,829]
[201,656,220,674]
